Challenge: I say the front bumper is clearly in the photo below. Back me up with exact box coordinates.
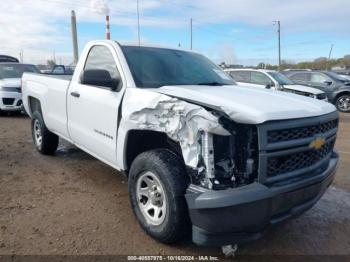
[0,91,23,111]
[185,151,338,247]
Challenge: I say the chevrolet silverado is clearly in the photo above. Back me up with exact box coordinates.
[22,40,339,247]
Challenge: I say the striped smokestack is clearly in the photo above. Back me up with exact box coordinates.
[106,15,110,40]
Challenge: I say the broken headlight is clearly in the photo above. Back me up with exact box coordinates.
[194,124,258,190]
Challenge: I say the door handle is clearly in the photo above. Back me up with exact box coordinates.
[70,91,80,98]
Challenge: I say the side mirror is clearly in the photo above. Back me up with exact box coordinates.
[81,69,120,91]
[265,83,274,89]
[324,80,332,86]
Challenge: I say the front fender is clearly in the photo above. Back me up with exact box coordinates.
[116,88,229,171]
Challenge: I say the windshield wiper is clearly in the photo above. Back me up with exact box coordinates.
[197,82,224,86]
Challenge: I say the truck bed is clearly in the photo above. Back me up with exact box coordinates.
[40,74,73,81]
[22,72,71,139]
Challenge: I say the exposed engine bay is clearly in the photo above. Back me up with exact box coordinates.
[190,114,259,190]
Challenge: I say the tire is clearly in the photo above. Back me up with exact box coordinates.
[128,149,190,244]
[336,95,350,112]
[31,111,59,155]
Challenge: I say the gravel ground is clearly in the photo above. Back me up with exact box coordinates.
[0,113,349,257]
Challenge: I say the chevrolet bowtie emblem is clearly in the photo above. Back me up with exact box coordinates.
[309,137,326,150]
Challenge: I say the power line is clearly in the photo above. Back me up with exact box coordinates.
[36,0,140,17]
[194,25,238,40]
[41,0,243,24]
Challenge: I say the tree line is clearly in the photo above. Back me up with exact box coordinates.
[259,55,350,71]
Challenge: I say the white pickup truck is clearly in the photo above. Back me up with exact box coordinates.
[22,40,339,247]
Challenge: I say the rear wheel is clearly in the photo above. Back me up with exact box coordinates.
[336,95,350,112]
[128,149,190,244]
[31,111,59,155]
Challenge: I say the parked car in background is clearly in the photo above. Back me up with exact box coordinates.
[0,55,19,63]
[337,73,350,81]
[283,69,312,72]
[225,69,327,101]
[50,65,75,75]
[0,63,39,115]
[283,70,350,112]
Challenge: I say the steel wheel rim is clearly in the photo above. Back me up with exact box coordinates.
[136,171,167,226]
[33,119,43,147]
[338,97,350,111]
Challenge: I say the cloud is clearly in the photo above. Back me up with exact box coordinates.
[216,42,237,64]
[0,0,349,64]
[90,0,110,15]
[231,28,243,34]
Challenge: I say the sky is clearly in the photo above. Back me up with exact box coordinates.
[0,0,349,66]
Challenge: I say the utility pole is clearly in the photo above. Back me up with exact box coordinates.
[273,20,281,71]
[71,10,79,64]
[190,18,193,50]
[53,50,56,64]
[137,0,141,46]
[327,44,334,71]
[19,49,23,63]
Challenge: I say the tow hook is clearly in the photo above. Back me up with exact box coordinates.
[221,244,238,257]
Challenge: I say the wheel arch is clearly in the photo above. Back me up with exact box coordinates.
[28,96,42,116]
[124,129,183,173]
[335,91,350,101]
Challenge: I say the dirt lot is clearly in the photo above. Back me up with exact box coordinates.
[0,113,349,257]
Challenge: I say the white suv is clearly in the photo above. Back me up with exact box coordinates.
[0,63,39,115]
[225,69,328,101]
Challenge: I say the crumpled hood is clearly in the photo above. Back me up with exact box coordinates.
[283,84,323,95]
[152,85,336,124]
[0,78,21,88]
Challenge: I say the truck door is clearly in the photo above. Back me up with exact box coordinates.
[67,44,124,166]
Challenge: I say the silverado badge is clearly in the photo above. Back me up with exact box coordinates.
[309,137,326,150]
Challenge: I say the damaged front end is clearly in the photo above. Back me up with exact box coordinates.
[123,88,258,191]
[122,88,339,247]
[190,113,259,190]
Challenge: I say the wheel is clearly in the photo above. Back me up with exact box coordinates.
[336,95,350,112]
[128,149,190,244]
[31,111,59,155]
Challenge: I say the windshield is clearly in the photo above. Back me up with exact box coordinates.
[121,45,235,88]
[340,74,350,80]
[0,64,39,79]
[267,72,294,85]
[326,71,350,82]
